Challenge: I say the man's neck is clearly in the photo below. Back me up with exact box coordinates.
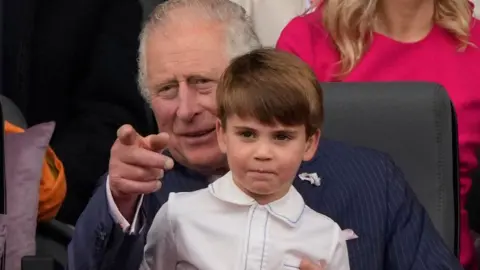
[375,0,434,42]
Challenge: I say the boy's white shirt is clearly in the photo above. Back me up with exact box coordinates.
[139,171,350,270]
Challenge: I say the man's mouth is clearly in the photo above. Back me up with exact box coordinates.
[181,128,215,138]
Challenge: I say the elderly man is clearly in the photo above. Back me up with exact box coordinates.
[68,0,461,269]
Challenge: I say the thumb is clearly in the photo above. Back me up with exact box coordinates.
[299,258,327,270]
[144,132,170,152]
[117,124,141,146]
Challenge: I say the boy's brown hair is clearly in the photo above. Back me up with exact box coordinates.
[217,48,323,136]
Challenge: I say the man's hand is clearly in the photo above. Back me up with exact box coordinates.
[109,124,174,219]
[299,258,327,270]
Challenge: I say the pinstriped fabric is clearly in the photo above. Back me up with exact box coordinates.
[291,140,462,270]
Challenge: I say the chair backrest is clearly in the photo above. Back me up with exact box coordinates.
[0,96,27,128]
[320,82,459,255]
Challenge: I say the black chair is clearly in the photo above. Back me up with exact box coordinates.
[0,95,71,270]
[321,82,460,256]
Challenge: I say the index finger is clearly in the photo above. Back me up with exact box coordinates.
[117,124,141,146]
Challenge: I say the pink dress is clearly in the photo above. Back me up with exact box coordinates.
[277,8,480,269]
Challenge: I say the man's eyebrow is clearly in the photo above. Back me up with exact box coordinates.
[187,72,219,80]
[151,78,178,88]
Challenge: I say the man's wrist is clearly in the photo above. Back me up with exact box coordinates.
[114,195,139,223]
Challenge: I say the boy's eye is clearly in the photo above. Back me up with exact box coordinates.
[239,131,255,138]
[274,133,291,141]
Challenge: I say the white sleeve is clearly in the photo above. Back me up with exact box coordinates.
[328,229,350,270]
[106,176,144,234]
[139,200,177,270]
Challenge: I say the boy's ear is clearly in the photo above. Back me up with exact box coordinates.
[303,129,321,161]
[216,119,227,153]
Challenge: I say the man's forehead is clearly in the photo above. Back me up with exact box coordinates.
[148,17,226,54]
[145,32,228,84]
[157,7,226,38]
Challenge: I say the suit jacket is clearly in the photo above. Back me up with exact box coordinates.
[68,139,461,270]
[2,0,155,224]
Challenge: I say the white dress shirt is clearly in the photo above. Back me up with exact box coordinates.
[140,171,350,270]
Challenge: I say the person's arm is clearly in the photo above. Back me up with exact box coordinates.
[276,14,335,82]
[276,16,316,69]
[139,202,177,270]
[384,163,462,270]
[68,176,149,270]
[53,0,151,225]
[106,176,144,234]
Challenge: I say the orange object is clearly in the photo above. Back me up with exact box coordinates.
[4,121,66,221]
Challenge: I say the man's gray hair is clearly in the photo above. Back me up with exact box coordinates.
[138,0,261,102]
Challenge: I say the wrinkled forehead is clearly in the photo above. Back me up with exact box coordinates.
[145,17,230,84]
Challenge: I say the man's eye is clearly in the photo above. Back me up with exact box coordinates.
[155,85,178,99]
[194,78,210,84]
[158,85,174,92]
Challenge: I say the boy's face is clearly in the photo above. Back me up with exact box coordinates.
[216,115,320,204]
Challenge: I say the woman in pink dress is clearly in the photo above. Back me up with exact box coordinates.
[276,1,480,268]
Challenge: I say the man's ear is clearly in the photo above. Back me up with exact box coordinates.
[216,119,227,154]
[303,129,321,161]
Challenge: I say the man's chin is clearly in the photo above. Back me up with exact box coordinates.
[171,147,227,174]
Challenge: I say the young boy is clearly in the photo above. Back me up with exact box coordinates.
[140,48,350,270]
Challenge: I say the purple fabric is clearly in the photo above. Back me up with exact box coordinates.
[4,122,55,270]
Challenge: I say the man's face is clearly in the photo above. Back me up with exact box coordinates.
[145,18,230,173]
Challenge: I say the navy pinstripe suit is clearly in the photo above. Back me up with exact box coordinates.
[68,140,462,270]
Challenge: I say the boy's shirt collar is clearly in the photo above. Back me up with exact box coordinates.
[208,171,306,227]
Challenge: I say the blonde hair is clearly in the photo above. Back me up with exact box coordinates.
[319,0,473,76]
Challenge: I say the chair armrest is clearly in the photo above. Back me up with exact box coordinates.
[21,256,63,270]
[33,219,74,268]
[37,219,74,247]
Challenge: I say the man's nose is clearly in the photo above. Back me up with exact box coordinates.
[177,82,202,121]
[253,141,274,161]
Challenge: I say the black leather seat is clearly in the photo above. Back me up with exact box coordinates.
[321,82,460,256]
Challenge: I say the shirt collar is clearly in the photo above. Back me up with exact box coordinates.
[209,171,306,227]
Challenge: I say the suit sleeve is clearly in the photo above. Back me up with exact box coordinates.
[384,163,463,270]
[52,0,151,225]
[140,201,177,270]
[68,176,149,270]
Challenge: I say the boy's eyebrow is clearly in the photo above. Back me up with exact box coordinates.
[273,129,299,136]
[232,125,256,130]
[232,125,299,133]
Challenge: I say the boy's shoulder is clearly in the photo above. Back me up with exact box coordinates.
[301,205,342,232]
[167,188,212,212]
